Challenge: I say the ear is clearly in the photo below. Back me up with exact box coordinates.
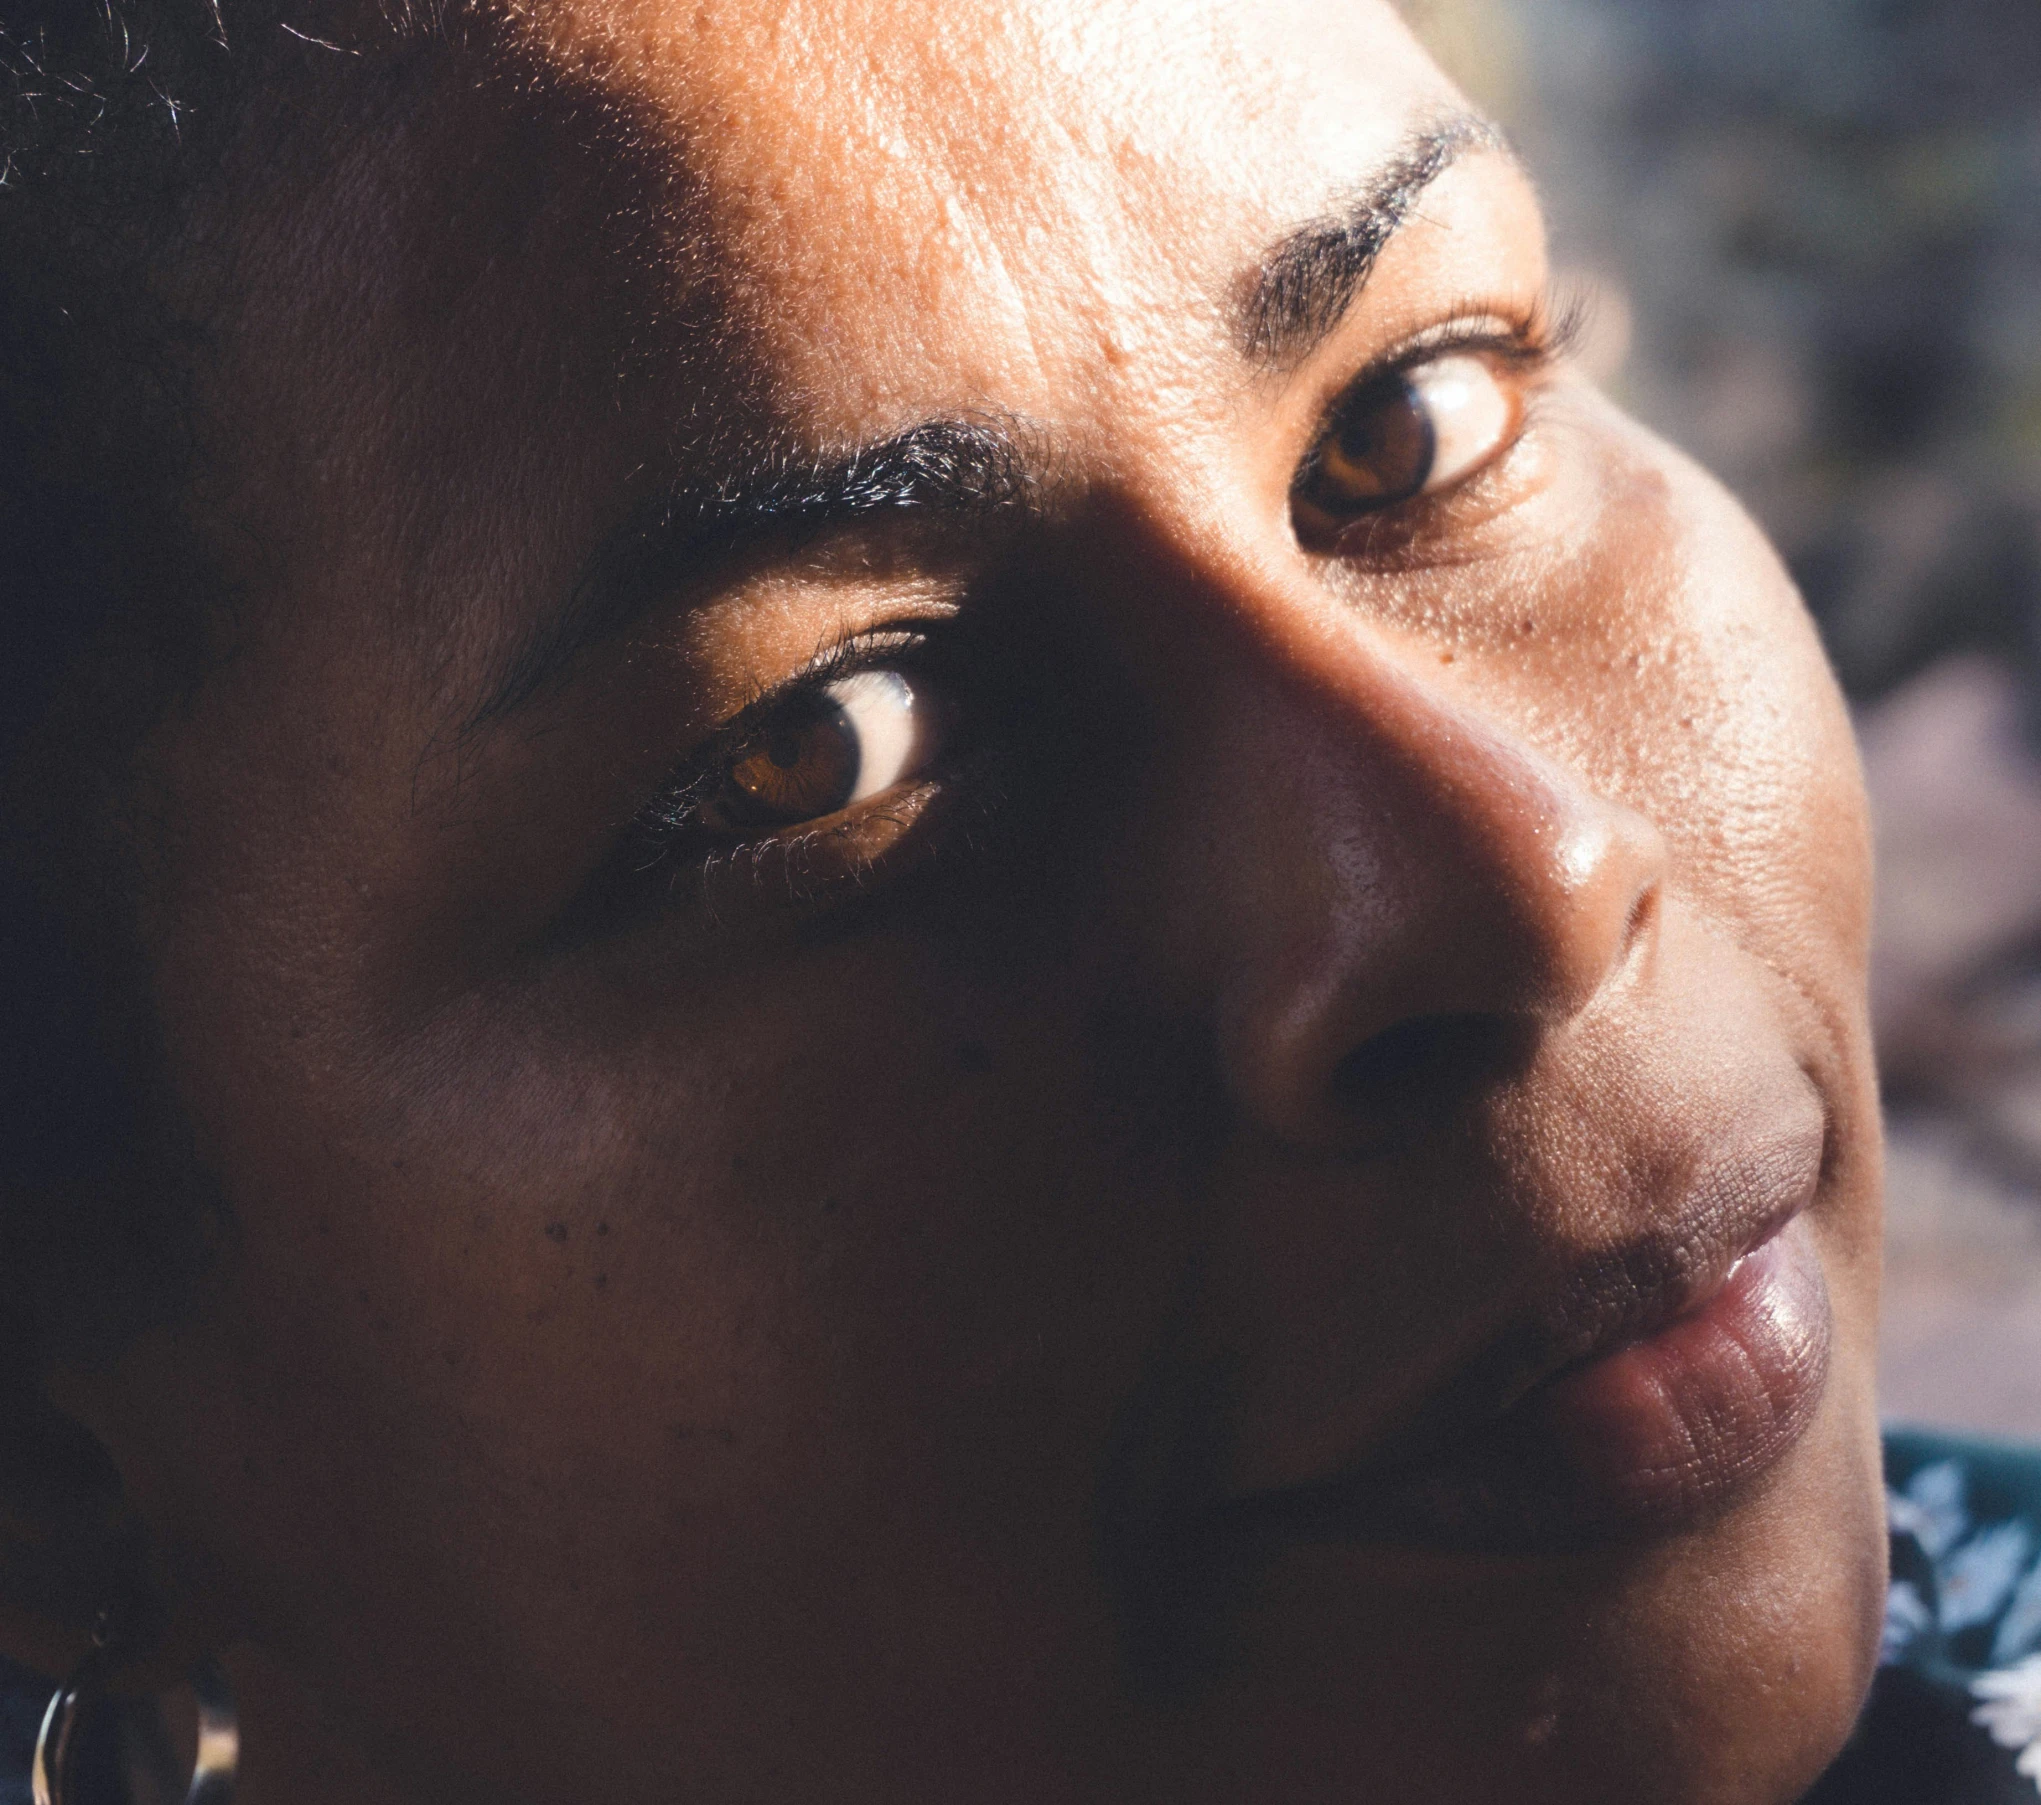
[0,1385,142,1680]
[0,1388,238,1707]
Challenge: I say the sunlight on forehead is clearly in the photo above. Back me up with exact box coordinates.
[501,0,1471,416]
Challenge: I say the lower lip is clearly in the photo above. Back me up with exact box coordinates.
[1252,1218,1834,1553]
[1503,1218,1833,1532]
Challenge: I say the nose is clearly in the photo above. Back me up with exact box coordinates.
[1188,618,1669,1150]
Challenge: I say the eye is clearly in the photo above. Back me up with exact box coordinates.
[702,668,940,834]
[1293,352,1522,535]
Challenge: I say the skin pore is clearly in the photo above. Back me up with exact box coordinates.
[7,1,1885,1801]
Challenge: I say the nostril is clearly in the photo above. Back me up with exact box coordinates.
[1330,1012,1533,1147]
[1624,881,1661,964]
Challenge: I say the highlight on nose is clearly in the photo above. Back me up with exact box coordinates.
[1218,711,1670,1150]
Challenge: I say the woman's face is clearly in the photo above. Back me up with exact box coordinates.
[55,0,1886,1799]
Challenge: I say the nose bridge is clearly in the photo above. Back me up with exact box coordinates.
[1375,684,1657,1018]
[1191,596,1670,1145]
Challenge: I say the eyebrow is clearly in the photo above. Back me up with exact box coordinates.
[1237,112,1510,367]
[473,113,1509,730]
[469,416,1043,730]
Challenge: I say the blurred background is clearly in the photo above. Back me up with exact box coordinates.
[1405,0,2041,1436]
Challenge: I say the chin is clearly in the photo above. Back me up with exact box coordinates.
[1117,1348,1889,1805]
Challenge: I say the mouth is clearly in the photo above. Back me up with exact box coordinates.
[1212,1136,1834,1554]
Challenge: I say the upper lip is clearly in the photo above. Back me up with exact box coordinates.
[1244,1121,1827,1492]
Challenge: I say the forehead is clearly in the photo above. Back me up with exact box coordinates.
[205,0,1510,733]
[485,0,1466,421]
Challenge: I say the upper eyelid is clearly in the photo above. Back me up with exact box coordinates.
[1294,310,1563,492]
[634,629,939,834]
[1292,349,1563,562]
[1315,308,1565,424]
[650,319,1555,812]
[704,627,930,751]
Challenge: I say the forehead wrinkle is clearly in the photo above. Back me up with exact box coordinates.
[381,0,1489,741]
[483,0,1220,397]
[462,0,1466,430]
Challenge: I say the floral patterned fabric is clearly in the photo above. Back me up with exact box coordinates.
[1808,1429,2041,1803]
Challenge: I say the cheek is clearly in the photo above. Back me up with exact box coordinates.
[31,921,1196,1797]
[1547,421,1887,1335]
[166,919,1221,1774]
[1533,416,1873,985]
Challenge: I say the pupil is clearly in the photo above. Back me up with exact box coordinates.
[1335,374,1435,501]
[1295,371,1442,530]
[719,698,862,828]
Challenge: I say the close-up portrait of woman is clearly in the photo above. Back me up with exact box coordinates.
[4,0,2040,1799]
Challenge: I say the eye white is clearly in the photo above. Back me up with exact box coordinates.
[825,669,927,804]
[1409,354,1518,494]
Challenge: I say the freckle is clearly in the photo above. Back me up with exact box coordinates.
[597,1221,610,1236]
[730,1153,748,1175]
[594,1273,608,1290]
[545,1222,569,1244]
[1439,650,1456,665]
[315,1217,331,1236]
[390,1157,405,1172]
[956,1041,993,1074]
[821,1194,839,1215]
[1519,616,1536,635]
[355,1288,370,1308]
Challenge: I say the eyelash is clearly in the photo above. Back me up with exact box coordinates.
[633,633,909,840]
[1378,291,1587,391]
[610,296,1583,925]
[1296,294,1585,540]
[617,626,986,920]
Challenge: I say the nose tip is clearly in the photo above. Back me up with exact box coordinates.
[1491,788,1663,1021]
[1220,706,1668,1150]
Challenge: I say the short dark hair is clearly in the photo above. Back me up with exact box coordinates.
[0,0,268,1355]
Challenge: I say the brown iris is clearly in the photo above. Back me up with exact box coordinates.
[1295,370,1437,523]
[710,696,862,831]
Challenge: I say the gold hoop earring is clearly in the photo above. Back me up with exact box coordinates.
[33,1647,237,1805]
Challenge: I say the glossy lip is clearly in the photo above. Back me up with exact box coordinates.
[1212,1132,1833,1555]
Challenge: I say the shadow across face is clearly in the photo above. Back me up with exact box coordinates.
[0,3,1890,1803]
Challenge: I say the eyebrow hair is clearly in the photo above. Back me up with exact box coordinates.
[472,116,1508,730]
[1238,113,1510,368]
[469,415,1043,730]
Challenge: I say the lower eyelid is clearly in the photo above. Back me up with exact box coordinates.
[1306,404,1555,562]
[734,776,936,847]
[677,779,950,915]
[676,754,956,865]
